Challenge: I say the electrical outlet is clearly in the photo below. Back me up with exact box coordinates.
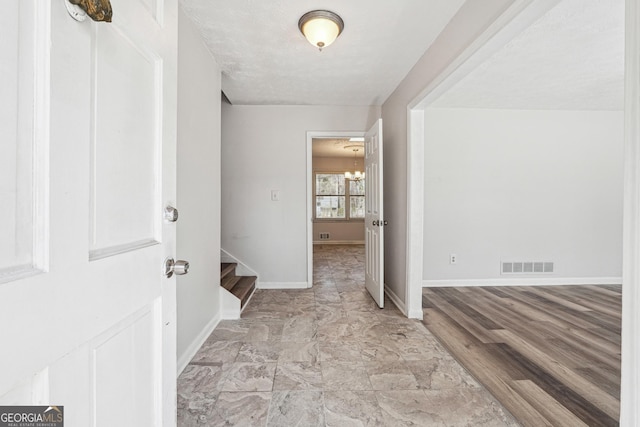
[450,254,457,264]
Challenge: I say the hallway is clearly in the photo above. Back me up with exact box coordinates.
[177,245,517,426]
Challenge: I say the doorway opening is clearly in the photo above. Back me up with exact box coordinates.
[306,120,385,307]
[308,134,366,293]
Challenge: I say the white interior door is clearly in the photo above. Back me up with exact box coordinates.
[365,119,384,307]
[0,1,178,425]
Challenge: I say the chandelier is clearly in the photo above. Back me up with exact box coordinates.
[344,146,364,181]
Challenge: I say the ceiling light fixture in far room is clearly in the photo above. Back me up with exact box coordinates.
[344,145,364,182]
[298,10,344,51]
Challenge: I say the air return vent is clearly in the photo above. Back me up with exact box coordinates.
[502,261,553,274]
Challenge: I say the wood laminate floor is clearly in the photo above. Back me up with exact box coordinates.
[422,285,622,427]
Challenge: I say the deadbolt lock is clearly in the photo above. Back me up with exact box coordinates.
[164,206,179,222]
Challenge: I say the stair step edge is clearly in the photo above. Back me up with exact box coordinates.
[232,276,257,307]
[221,262,237,280]
[221,275,241,292]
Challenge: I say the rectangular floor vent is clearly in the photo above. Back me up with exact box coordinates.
[502,261,553,274]
[319,232,330,240]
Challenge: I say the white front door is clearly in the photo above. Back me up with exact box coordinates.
[364,119,384,307]
[0,1,178,425]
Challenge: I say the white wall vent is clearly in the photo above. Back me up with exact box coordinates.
[502,261,553,274]
[319,232,330,240]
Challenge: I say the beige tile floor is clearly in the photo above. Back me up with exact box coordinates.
[177,245,519,426]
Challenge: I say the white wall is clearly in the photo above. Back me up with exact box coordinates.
[381,0,514,302]
[313,156,365,243]
[222,105,379,286]
[424,108,623,283]
[177,8,222,370]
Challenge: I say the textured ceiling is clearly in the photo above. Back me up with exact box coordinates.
[433,0,625,111]
[179,0,465,105]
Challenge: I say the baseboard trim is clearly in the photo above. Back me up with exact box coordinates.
[407,308,425,319]
[241,288,257,313]
[258,281,310,289]
[313,241,365,245]
[423,277,622,288]
[384,285,406,314]
[177,312,221,375]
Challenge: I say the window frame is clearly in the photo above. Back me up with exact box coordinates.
[313,171,365,222]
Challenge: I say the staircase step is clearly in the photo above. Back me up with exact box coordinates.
[232,276,257,308]
[221,262,237,280]
[220,261,256,310]
[221,274,241,292]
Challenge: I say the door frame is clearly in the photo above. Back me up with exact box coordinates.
[622,0,640,422]
[406,0,638,421]
[306,131,365,288]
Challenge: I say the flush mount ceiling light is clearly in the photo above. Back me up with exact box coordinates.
[298,10,344,51]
